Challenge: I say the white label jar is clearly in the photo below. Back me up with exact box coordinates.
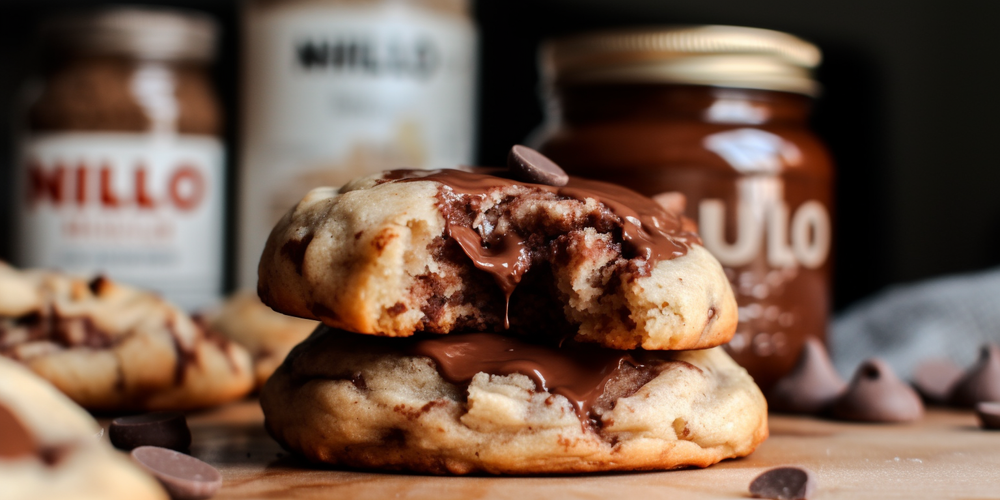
[14,8,224,311]
[237,0,477,288]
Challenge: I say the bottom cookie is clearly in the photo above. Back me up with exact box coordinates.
[261,327,768,475]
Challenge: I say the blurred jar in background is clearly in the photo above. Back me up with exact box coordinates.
[237,0,478,288]
[14,7,224,311]
[535,26,833,390]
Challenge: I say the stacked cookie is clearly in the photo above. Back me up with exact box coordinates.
[257,146,768,474]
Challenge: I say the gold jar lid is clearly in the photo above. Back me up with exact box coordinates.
[43,7,218,62]
[541,25,821,95]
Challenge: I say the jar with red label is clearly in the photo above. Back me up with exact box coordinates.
[534,26,833,390]
[14,7,224,310]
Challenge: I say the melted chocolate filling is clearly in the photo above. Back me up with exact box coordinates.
[408,332,669,421]
[391,168,700,326]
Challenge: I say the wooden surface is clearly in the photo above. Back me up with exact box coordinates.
[156,400,1000,499]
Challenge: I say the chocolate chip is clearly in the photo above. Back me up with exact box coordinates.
[912,358,963,405]
[0,404,35,458]
[831,358,924,422]
[949,344,1000,407]
[131,446,221,500]
[768,338,846,414]
[976,402,1000,429]
[507,145,569,187]
[110,412,191,451]
[749,466,817,500]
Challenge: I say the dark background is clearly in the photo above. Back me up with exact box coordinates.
[1,0,999,312]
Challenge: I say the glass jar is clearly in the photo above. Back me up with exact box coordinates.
[535,26,833,390]
[15,7,225,311]
[237,0,478,288]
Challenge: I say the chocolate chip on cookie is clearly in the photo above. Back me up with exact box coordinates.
[507,145,569,187]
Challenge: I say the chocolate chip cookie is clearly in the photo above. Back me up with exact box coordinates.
[0,262,254,411]
[261,326,768,474]
[258,168,736,351]
[0,356,167,499]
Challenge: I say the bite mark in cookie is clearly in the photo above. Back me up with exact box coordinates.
[258,168,736,350]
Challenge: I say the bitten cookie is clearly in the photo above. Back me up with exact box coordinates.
[258,168,737,351]
[0,356,167,500]
[261,326,768,475]
[207,291,317,388]
[0,262,254,411]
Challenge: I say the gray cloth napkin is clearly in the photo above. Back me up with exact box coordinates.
[831,267,1000,379]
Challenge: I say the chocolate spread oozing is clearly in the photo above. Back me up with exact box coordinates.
[392,168,701,327]
[408,332,670,421]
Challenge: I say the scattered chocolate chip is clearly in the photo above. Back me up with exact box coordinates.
[949,344,1000,407]
[0,404,36,458]
[110,412,191,451]
[976,402,1000,429]
[768,338,846,414]
[831,358,924,422]
[749,466,817,500]
[131,446,221,500]
[912,358,963,405]
[507,145,569,187]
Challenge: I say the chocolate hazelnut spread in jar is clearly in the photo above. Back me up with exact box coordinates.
[14,8,224,311]
[534,26,833,390]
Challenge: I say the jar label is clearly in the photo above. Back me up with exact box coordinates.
[237,3,477,288]
[699,198,831,269]
[14,133,225,310]
[652,174,831,389]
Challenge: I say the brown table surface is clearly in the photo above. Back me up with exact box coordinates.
[140,400,1000,500]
